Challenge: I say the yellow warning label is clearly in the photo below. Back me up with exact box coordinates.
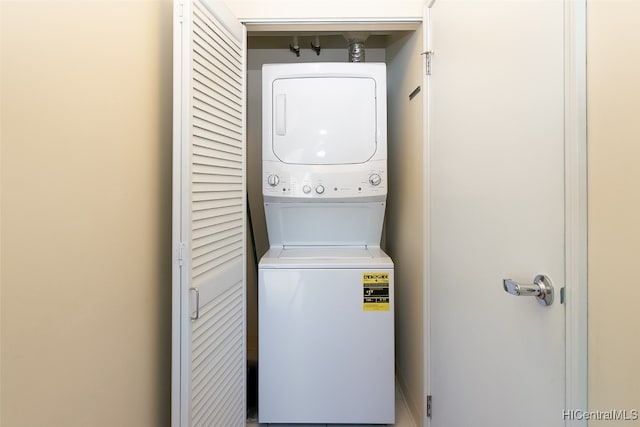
[363,272,390,311]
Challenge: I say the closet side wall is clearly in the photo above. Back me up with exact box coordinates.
[385,28,426,425]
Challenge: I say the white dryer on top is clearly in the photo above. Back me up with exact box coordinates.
[261,62,388,247]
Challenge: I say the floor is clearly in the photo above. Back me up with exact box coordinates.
[246,379,417,427]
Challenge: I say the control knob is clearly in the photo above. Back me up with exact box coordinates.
[315,185,325,194]
[267,174,280,187]
[302,185,312,194]
[369,173,382,186]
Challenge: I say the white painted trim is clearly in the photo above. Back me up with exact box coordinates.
[564,0,588,424]
[178,2,193,426]
[243,19,421,33]
[423,4,433,427]
[171,0,191,425]
[241,23,248,427]
[242,17,422,25]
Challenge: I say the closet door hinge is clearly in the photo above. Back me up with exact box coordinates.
[422,50,434,76]
[177,242,186,266]
[177,1,184,20]
[426,395,432,418]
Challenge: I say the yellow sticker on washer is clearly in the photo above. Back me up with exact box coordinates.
[363,272,390,311]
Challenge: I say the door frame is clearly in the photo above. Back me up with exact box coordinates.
[242,15,428,426]
[562,0,588,422]
[423,0,588,426]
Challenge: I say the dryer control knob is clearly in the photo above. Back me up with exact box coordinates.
[315,185,325,194]
[369,173,382,186]
[302,185,312,194]
[267,174,280,187]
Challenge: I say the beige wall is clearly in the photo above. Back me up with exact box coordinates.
[587,0,640,421]
[0,1,173,426]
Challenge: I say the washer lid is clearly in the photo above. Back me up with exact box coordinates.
[271,76,377,165]
[278,247,373,259]
[259,246,394,269]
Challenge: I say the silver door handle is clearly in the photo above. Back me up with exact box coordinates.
[190,287,200,320]
[503,275,554,306]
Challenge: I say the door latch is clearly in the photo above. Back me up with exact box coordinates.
[503,275,554,306]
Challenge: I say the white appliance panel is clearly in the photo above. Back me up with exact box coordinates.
[262,160,387,201]
[258,265,395,424]
[262,63,387,171]
[264,202,385,247]
[272,77,377,165]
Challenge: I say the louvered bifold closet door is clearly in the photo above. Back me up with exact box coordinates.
[177,0,245,426]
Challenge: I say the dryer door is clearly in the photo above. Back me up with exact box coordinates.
[272,77,377,164]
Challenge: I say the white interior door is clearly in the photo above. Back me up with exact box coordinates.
[428,1,568,425]
[172,1,246,426]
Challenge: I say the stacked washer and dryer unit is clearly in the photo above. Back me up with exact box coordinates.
[258,62,395,424]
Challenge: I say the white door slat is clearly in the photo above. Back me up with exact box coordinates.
[192,252,243,286]
[193,197,242,211]
[192,173,242,185]
[193,152,242,168]
[194,99,242,130]
[195,363,243,427]
[192,232,243,260]
[192,189,242,202]
[192,164,242,179]
[192,183,242,194]
[191,284,243,426]
[192,206,242,222]
[193,140,242,159]
[192,295,242,363]
[193,127,242,151]
[193,230,243,258]
[192,317,242,376]
[192,54,242,102]
[192,212,241,232]
[193,66,242,108]
[193,152,242,171]
[193,2,242,57]
[192,218,243,241]
[193,79,242,116]
[193,111,242,139]
[192,242,243,276]
[192,35,242,86]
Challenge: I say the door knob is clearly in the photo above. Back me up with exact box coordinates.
[503,275,554,306]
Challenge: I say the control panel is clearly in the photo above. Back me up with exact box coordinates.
[263,162,387,200]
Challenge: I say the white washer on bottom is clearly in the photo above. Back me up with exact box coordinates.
[258,246,395,425]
